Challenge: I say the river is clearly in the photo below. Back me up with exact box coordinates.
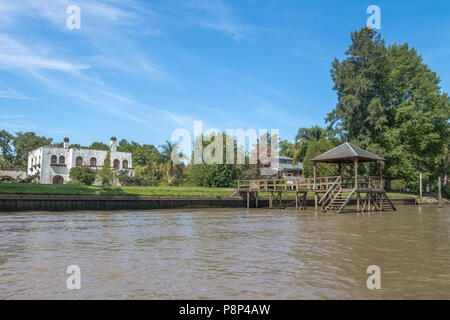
[0,206,448,299]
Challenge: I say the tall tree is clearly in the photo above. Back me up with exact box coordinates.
[328,27,449,188]
[327,27,388,148]
[382,43,450,186]
[293,126,330,163]
[159,140,183,185]
[13,132,53,170]
[0,130,14,159]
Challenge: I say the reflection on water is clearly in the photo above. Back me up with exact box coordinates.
[0,206,448,299]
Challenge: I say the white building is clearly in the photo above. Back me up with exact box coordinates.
[27,137,134,185]
[260,156,303,180]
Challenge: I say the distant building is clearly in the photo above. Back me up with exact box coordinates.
[27,137,134,185]
[260,156,303,180]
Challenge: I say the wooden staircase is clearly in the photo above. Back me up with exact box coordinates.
[323,188,345,212]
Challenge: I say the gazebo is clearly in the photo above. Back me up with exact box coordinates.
[310,142,396,213]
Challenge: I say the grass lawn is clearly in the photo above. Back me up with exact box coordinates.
[0,183,416,198]
[0,183,233,197]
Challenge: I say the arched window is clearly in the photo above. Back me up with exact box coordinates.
[113,159,120,170]
[51,155,57,164]
[90,157,97,167]
[122,160,128,169]
[52,175,64,184]
[59,156,65,164]
[76,156,83,167]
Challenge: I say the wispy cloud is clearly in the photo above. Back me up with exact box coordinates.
[0,114,32,119]
[0,35,89,73]
[0,87,30,100]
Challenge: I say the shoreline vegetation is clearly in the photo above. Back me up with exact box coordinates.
[0,183,416,199]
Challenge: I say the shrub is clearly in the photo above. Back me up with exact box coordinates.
[390,179,407,192]
[302,139,338,178]
[443,184,450,199]
[69,167,96,185]
[117,171,154,186]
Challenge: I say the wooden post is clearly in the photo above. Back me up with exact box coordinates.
[355,159,359,211]
[255,192,259,208]
[313,162,318,211]
[379,161,383,189]
[419,173,423,205]
[269,192,273,209]
[247,191,250,209]
[296,192,299,209]
[438,176,442,208]
[379,161,382,209]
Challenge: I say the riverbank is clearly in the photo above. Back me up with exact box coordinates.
[0,194,417,212]
[0,183,420,212]
[0,183,415,198]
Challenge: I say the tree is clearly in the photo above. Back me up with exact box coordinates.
[69,167,96,185]
[327,27,388,148]
[159,140,183,185]
[0,130,14,159]
[302,139,338,178]
[89,142,109,151]
[97,150,114,185]
[381,43,450,188]
[327,27,449,189]
[293,126,331,163]
[13,132,53,170]
[279,139,294,158]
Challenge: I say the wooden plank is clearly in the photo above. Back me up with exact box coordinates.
[419,173,423,205]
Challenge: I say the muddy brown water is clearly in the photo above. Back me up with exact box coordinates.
[0,206,448,299]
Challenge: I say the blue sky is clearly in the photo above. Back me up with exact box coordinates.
[0,0,449,147]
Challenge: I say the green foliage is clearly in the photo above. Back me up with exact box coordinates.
[0,130,14,159]
[97,151,114,185]
[279,139,294,158]
[89,142,109,151]
[13,132,53,170]
[390,179,407,192]
[443,184,450,199]
[292,126,338,163]
[302,139,338,178]
[186,133,256,188]
[159,140,184,185]
[117,170,154,186]
[327,27,449,187]
[69,167,96,185]
[18,172,40,184]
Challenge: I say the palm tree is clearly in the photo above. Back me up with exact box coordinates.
[159,140,184,185]
[293,126,328,163]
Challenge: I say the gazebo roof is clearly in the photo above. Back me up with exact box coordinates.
[310,142,384,163]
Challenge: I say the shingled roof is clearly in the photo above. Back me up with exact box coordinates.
[310,142,384,163]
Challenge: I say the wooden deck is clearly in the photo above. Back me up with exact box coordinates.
[236,176,396,213]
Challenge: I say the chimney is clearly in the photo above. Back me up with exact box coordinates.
[110,136,117,152]
[63,137,69,149]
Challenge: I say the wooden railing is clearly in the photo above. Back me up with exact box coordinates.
[237,176,383,192]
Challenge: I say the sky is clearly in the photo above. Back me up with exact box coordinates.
[0,0,449,148]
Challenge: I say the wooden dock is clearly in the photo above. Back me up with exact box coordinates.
[236,176,396,213]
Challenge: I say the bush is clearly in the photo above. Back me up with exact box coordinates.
[390,179,407,192]
[443,184,450,199]
[69,167,96,185]
[302,139,338,178]
[117,171,154,186]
